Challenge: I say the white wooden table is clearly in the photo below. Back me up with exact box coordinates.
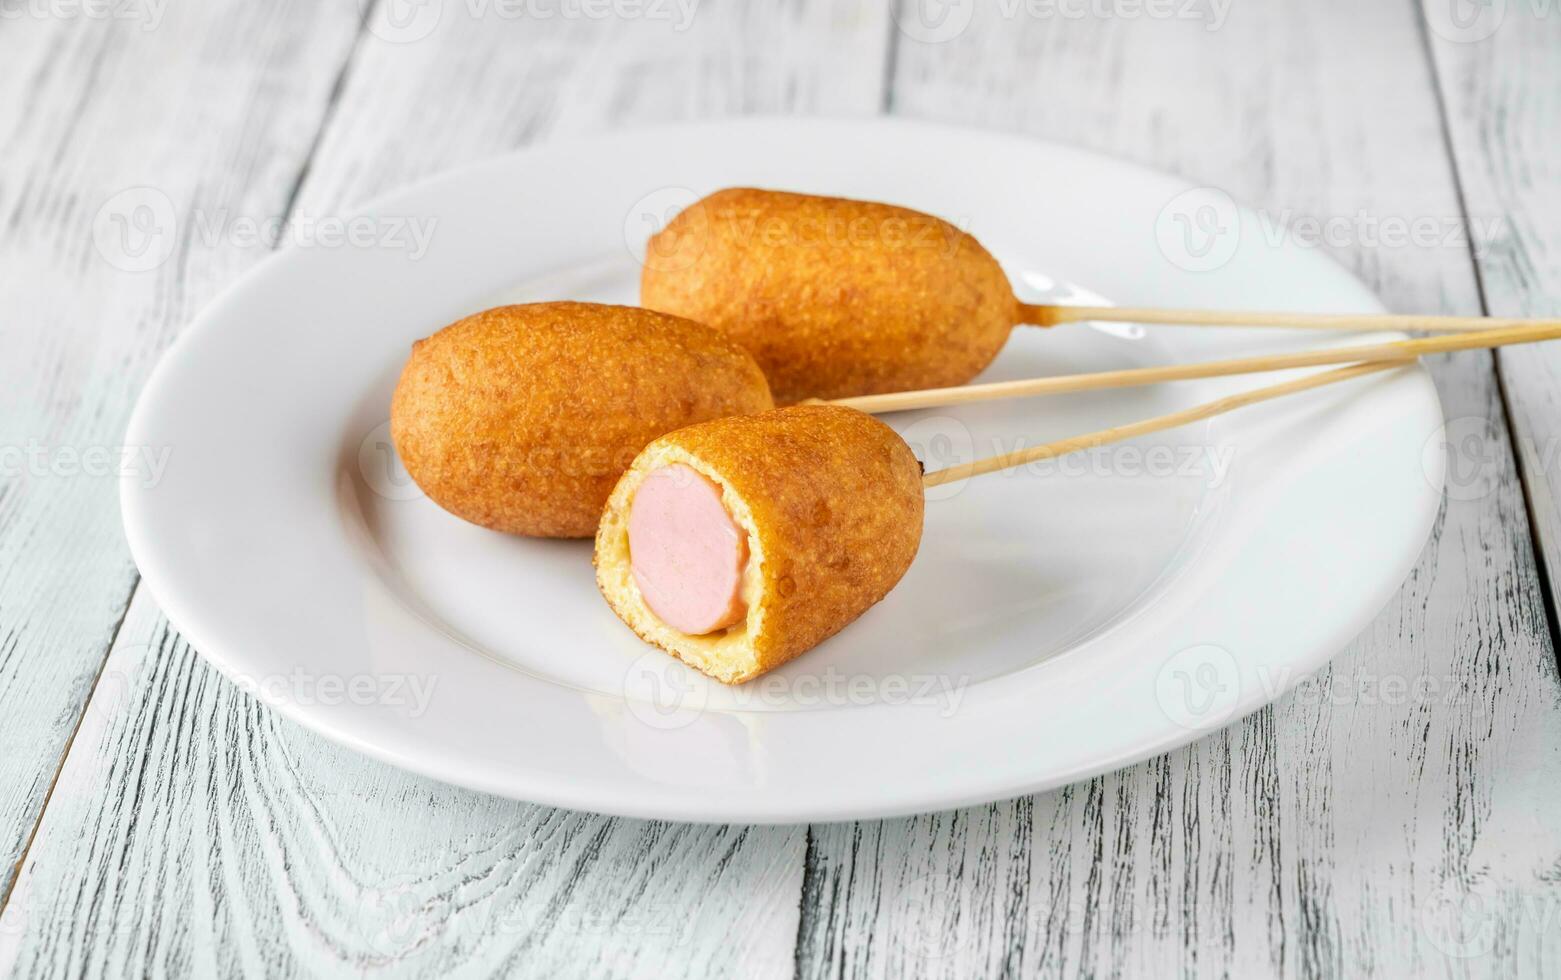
[2,1,1560,976]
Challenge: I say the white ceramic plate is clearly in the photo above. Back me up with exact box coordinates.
[122,118,1443,823]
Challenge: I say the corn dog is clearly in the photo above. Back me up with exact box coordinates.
[640,188,1020,403]
[391,302,773,538]
[595,405,922,683]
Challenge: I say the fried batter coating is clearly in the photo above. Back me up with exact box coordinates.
[641,188,1018,403]
[392,302,773,538]
[596,405,924,683]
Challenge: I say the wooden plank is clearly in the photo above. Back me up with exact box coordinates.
[1423,0,1561,656]
[0,0,365,906]
[0,2,890,974]
[297,0,890,213]
[2,595,808,977]
[797,2,1561,977]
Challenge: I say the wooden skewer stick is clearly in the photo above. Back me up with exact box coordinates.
[921,360,1407,489]
[831,321,1561,415]
[1017,303,1551,334]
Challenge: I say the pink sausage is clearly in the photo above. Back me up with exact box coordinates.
[627,464,748,635]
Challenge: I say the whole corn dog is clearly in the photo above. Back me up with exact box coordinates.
[641,188,1556,403]
[641,188,1018,403]
[391,302,773,538]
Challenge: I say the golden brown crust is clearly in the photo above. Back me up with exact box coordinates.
[391,302,773,538]
[595,405,925,683]
[640,188,1019,403]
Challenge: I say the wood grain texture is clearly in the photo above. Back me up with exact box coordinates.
[0,1,890,975]
[1,593,807,978]
[0,0,364,905]
[1424,0,1561,658]
[6,0,1560,976]
[796,0,1561,976]
[296,0,890,215]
